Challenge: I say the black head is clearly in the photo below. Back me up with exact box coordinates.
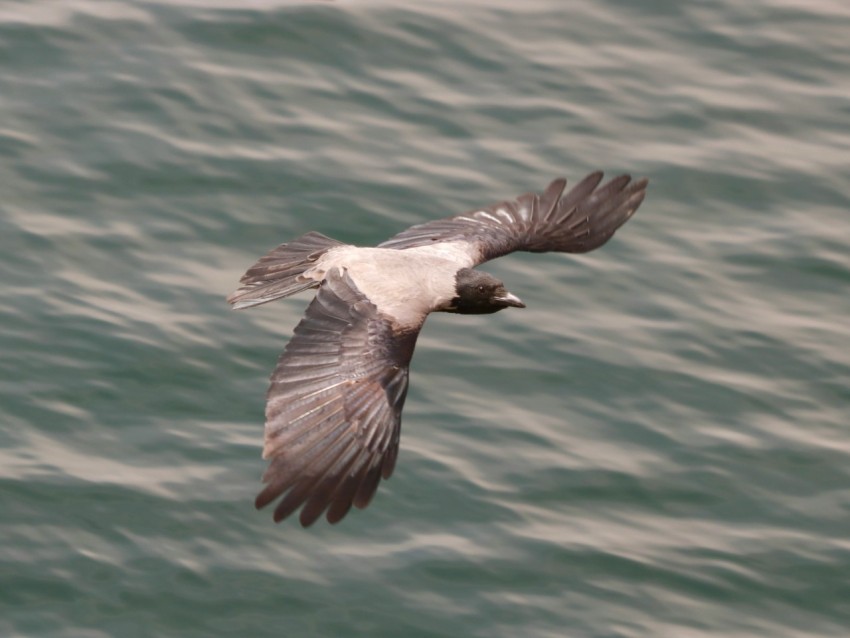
[446,268,526,315]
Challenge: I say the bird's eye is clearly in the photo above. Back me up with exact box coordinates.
[477,285,485,293]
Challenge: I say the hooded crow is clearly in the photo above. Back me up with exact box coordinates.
[228,171,648,527]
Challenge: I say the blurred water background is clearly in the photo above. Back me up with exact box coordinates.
[1,1,849,636]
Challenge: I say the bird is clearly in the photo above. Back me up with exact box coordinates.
[228,171,648,527]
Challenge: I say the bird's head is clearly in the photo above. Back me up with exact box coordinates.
[445,268,525,315]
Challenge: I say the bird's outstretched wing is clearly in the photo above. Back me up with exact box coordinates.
[379,172,648,265]
[255,267,421,526]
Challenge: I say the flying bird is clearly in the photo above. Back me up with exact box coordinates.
[228,171,648,527]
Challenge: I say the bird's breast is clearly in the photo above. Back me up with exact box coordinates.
[309,246,460,329]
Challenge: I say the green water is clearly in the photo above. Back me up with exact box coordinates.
[2,1,849,636]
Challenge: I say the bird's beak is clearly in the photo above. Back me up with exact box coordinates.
[495,292,526,308]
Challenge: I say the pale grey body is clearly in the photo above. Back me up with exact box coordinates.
[303,243,475,329]
[228,171,648,527]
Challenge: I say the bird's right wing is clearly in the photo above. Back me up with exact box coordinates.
[254,267,422,527]
[379,172,648,266]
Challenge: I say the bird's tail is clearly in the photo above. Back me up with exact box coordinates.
[227,231,345,310]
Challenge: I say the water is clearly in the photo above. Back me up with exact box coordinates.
[1,1,849,636]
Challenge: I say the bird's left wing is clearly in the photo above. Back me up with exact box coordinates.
[378,172,648,266]
[255,267,421,526]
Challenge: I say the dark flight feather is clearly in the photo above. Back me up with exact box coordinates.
[255,267,421,526]
[378,172,647,263]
